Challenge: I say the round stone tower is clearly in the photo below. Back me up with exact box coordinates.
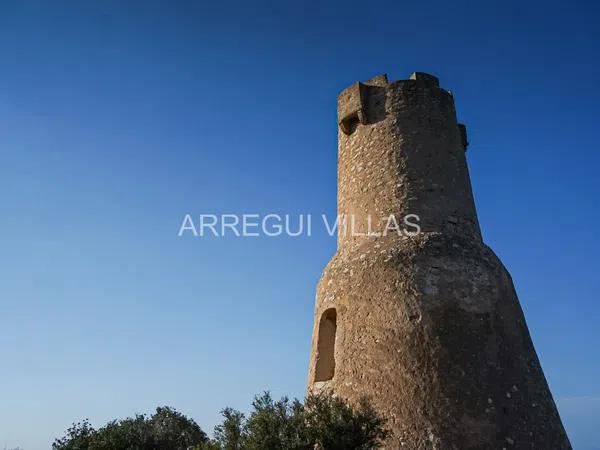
[307,72,571,449]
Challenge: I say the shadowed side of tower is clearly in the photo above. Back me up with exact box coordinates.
[307,72,571,449]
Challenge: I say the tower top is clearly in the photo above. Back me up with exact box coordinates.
[335,71,479,248]
[338,72,451,136]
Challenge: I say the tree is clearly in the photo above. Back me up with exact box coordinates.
[200,392,388,450]
[53,407,208,450]
[212,408,247,450]
[52,420,96,450]
[302,393,388,450]
[54,392,387,450]
[244,393,305,450]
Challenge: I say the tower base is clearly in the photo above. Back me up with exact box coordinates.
[308,234,571,449]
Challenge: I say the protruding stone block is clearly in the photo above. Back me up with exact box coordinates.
[337,82,367,135]
[458,123,468,151]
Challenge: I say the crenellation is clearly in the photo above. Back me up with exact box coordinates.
[364,73,389,86]
[410,71,440,87]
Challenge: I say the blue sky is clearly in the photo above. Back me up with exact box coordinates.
[0,0,598,448]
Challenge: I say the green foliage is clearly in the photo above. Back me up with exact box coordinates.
[244,393,305,449]
[52,407,208,450]
[301,393,388,450]
[213,408,247,450]
[200,392,388,450]
[52,420,96,450]
[54,392,387,450]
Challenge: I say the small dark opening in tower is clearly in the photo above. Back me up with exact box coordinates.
[314,308,337,382]
[340,113,360,135]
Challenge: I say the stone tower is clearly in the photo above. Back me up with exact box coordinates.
[307,72,571,449]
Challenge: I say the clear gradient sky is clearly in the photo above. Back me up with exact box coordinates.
[0,1,599,449]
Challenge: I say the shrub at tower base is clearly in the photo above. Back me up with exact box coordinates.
[52,392,388,450]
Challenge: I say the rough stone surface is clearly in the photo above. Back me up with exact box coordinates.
[307,72,571,449]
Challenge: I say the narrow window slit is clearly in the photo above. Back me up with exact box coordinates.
[314,308,337,382]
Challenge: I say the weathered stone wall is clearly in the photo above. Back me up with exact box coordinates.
[307,72,571,449]
[336,72,479,250]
